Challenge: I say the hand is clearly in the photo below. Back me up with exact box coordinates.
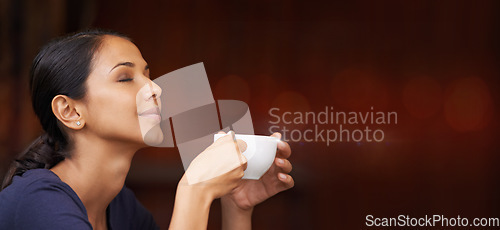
[180,132,248,200]
[170,133,249,230]
[222,132,294,210]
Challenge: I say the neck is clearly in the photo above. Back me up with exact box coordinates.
[51,134,140,229]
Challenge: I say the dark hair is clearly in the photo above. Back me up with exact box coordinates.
[1,29,129,190]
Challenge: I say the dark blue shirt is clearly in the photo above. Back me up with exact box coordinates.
[0,169,159,229]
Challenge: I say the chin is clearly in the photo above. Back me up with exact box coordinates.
[142,125,164,146]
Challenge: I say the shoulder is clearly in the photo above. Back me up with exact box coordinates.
[0,169,92,229]
[108,186,159,230]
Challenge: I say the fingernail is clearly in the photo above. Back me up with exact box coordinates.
[277,158,285,165]
[279,173,287,180]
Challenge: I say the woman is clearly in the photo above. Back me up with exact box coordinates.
[0,30,294,229]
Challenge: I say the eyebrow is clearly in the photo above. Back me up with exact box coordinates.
[109,62,149,73]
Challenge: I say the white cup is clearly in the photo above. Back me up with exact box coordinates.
[214,133,279,180]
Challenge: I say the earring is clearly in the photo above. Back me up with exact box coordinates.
[76,121,81,126]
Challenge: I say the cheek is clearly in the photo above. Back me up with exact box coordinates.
[85,89,142,141]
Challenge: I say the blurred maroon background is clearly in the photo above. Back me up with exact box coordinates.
[1,0,499,229]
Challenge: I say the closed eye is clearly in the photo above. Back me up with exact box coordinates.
[118,78,133,82]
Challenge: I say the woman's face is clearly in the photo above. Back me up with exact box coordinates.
[82,35,163,147]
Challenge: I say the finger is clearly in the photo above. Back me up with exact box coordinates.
[236,139,248,171]
[275,158,292,174]
[240,154,248,171]
[271,132,282,139]
[276,140,291,159]
[218,130,226,134]
[278,173,295,189]
[236,139,247,152]
[214,132,233,144]
[226,132,247,169]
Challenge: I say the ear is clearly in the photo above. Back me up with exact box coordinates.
[52,95,85,130]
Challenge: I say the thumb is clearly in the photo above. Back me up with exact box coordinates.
[236,139,247,153]
[239,152,248,171]
[236,139,248,170]
[235,139,247,170]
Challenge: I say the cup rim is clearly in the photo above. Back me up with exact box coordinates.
[214,133,280,141]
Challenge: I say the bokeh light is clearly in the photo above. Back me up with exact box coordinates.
[271,91,311,113]
[270,91,311,131]
[443,77,493,132]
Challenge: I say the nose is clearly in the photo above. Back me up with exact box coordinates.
[144,79,162,102]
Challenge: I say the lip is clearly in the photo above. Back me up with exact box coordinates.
[138,107,161,121]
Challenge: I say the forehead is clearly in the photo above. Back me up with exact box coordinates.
[93,35,145,70]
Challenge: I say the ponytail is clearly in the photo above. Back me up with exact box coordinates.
[1,133,65,190]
